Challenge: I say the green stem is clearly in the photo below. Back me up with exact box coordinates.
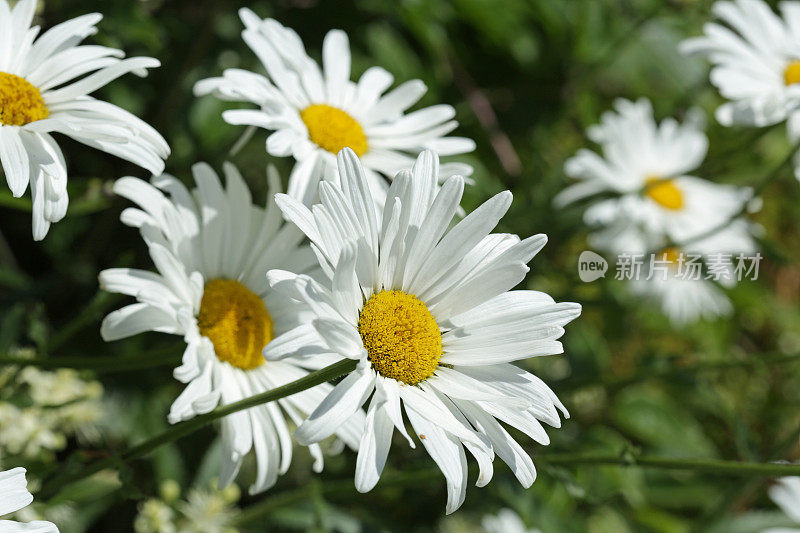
[235,453,800,524]
[40,358,358,501]
[537,453,800,476]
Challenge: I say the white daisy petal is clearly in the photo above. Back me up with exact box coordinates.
[0,467,59,532]
[354,396,394,493]
[294,364,375,446]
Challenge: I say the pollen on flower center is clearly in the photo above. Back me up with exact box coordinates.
[785,60,800,85]
[357,290,442,385]
[0,72,49,126]
[197,279,273,370]
[644,175,684,211]
[300,104,368,156]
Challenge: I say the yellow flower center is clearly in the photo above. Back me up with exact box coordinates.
[197,279,273,370]
[0,72,49,126]
[785,60,800,85]
[357,290,442,385]
[644,176,684,211]
[656,246,684,270]
[300,104,368,156]
[658,247,682,265]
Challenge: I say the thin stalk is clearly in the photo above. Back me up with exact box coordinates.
[40,359,358,501]
[235,454,800,525]
[537,453,800,476]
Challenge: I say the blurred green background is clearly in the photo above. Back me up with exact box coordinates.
[2,0,800,531]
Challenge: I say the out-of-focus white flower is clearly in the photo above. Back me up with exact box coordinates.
[681,0,800,180]
[682,2,800,119]
[557,98,754,254]
[134,481,241,533]
[482,508,541,533]
[0,356,105,464]
[134,499,177,533]
[630,225,757,326]
[559,98,760,326]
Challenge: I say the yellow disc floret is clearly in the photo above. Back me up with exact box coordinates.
[358,290,442,385]
[0,72,49,126]
[785,60,800,85]
[644,176,684,211]
[197,279,273,370]
[300,104,368,156]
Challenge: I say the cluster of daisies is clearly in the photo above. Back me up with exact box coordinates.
[0,1,577,528]
[0,0,796,530]
[557,0,800,326]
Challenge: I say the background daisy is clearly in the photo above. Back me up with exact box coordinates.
[99,162,363,494]
[268,149,580,513]
[0,467,58,532]
[194,9,475,205]
[681,0,800,179]
[556,97,753,254]
[0,0,170,240]
[630,221,758,325]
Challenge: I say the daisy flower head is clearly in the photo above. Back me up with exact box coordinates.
[194,9,475,205]
[681,0,800,128]
[556,98,752,253]
[681,0,800,179]
[630,219,759,326]
[268,148,581,513]
[0,467,58,532]
[764,477,800,532]
[98,162,364,495]
[0,0,170,240]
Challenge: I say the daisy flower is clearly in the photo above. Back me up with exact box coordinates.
[764,477,800,532]
[482,508,541,533]
[0,467,58,532]
[630,220,758,326]
[681,0,800,179]
[98,163,363,494]
[0,0,170,240]
[556,98,753,254]
[268,148,581,513]
[681,0,800,176]
[194,9,475,205]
